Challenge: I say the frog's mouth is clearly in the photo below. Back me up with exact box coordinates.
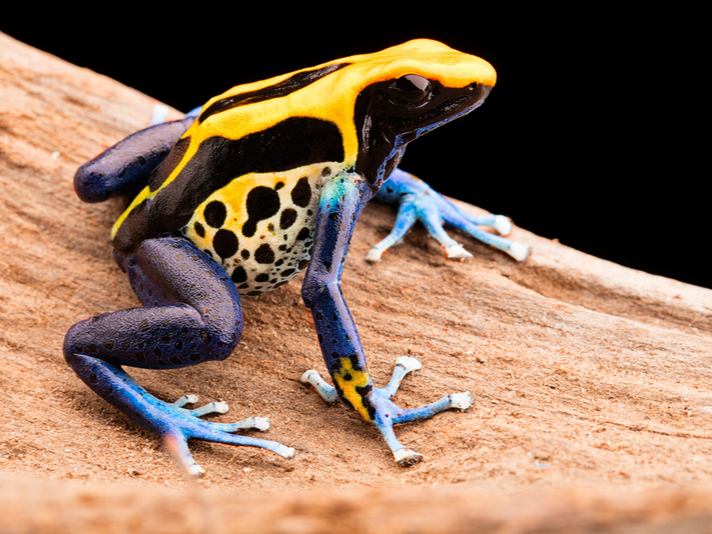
[405,82,493,140]
[354,80,493,185]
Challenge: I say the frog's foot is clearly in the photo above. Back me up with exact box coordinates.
[371,168,530,262]
[371,357,474,465]
[159,393,295,476]
[152,391,295,475]
[300,357,473,466]
[67,355,294,476]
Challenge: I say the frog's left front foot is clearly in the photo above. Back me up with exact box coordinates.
[301,356,473,465]
[369,168,530,263]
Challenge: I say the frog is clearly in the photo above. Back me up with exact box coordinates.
[67,39,529,475]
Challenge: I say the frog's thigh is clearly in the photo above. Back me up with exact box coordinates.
[65,236,242,370]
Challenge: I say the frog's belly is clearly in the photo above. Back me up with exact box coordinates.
[181,163,335,295]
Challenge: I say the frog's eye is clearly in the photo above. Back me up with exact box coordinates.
[387,75,432,107]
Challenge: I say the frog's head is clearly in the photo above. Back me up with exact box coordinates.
[340,39,497,186]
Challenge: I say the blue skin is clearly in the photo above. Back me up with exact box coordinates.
[371,168,529,262]
[67,97,526,473]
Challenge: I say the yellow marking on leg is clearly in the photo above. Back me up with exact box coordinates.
[333,357,372,422]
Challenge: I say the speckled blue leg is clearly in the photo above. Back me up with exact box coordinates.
[64,236,294,475]
[74,116,196,203]
[369,168,530,262]
[301,174,473,465]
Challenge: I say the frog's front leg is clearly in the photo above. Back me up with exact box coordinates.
[301,174,473,465]
[64,236,294,475]
[368,168,530,262]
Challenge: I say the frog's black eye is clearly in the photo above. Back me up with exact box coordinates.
[387,75,432,106]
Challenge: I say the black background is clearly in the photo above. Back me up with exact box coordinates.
[1,8,706,287]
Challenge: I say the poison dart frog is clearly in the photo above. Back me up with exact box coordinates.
[67,39,530,475]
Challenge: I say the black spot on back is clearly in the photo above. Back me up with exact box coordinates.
[213,229,239,258]
[242,186,280,238]
[280,208,297,229]
[291,177,312,208]
[255,244,275,264]
[204,200,227,228]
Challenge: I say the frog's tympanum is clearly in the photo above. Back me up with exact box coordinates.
[68,39,530,475]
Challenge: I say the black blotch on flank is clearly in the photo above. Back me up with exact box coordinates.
[241,249,250,259]
[280,208,297,229]
[255,244,275,264]
[194,221,205,238]
[231,266,247,283]
[297,227,310,240]
[255,273,269,282]
[213,229,238,258]
[291,177,312,208]
[204,200,227,228]
[243,186,280,237]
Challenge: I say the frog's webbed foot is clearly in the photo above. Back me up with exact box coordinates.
[301,356,473,466]
[68,357,295,476]
[158,392,292,476]
[369,168,530,263]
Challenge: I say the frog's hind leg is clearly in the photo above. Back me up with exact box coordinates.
[74,116,196,203]
[64,236,294,475]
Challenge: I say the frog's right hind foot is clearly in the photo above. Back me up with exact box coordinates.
[67,354,294,476]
